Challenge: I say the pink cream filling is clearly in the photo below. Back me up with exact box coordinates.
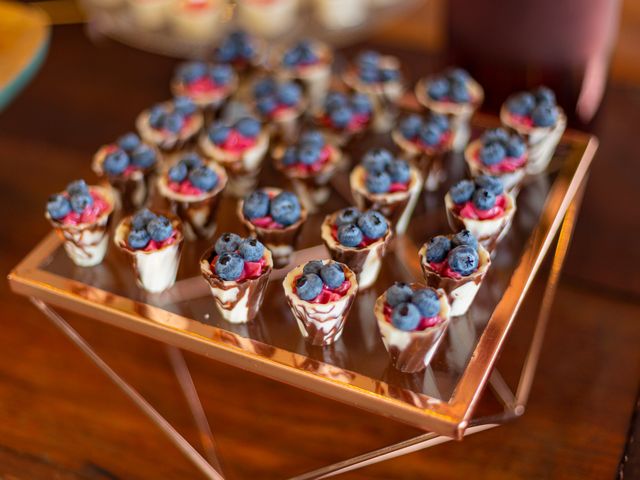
[506,112,534,128]
[167,179,205,196]
[60,191,110,226]
[330,224,378,248]
[294,275,352,304]
[210,255,268,282]
[321,112,370,133]
[383,303,442,331]
[474,149,526,173]
[185,77,228,95]
[285,145,332,174]
[428,259,464,280]
[218,130,258,153]
[138,230,178,252]
[455,194,507,220]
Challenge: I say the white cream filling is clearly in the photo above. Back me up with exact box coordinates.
[237,0,298,37]
[134,243,181,293]
[315,0,367,29]
[209,285,251,324]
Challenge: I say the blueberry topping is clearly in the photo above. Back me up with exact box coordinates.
[148,104,165,128]
[276,82,302,106]
[482,128,510,144]
[380,68,400,82]
[208,124,231,145]
[472,188,496,210]
[282,147,298,166]
[324,91,348,111]
[391,303,421,331]
[535,86,556,105]
[506,92,535,116]
[173,96,197,116]
[131,145,157,169]
[215,252,244,281]
[168,162,188,183]
[214,232,242,255]
[189,166,218,192]
[430,113,450,131]
[300,130,325,148]
[452,229,478,250]
[449,180,475,204]
[103,149,130,176]
[47,194,71,220]
[217,30,254,63]
[118,132,141,151]
[238,237,265,262]
[235,117,261,138]
[302,260,324,275]
[128,229,150,249]
[426,235,452,263]
[335,207,360,227]
[357,210,388,240]
[358,50,380,69]
[411,288,440,318]
[210,64,233,85]
[399,114,422,139]
[282,49,300,67]
[66,179,90,197]
[320,263,345,289]
[181,153,203,170]
[329,105,352,129]
[163,112,185,133]
[131,208,157,230]
[146,215,173,242]
[474,175,503,196]
[337,224,363,247]
[296,273,323,301]
[362,148,393,174]
[298,145,321,165]
[270,191,302,226]
[386,282,413,307]
[419,123,442,146]
[449,80,470,103]
[428,77,449,100]
[352,93,372,114]
[479,142,506,166]
[531,104,558,127]
[177,62,207,83]
[448,245,479,276]
[447,68,470,84]
[366,170,391,194]
[70,192,93,213]
[254,78,276,98]
[242,190,270,219]
[505,135,526,158]
[257,96,277,115]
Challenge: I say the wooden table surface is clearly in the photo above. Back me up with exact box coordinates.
[1,25,639,479]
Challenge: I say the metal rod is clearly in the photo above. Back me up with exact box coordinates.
[30,298,223,480]
[166,346,225,476]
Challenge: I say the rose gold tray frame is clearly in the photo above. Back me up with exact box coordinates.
[9,115,597,479]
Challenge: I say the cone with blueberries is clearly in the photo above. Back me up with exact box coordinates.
[419,230,491,316]
[321,207,392,290]
[200,233,273,324]
[252,77,306,142]
[279,40,333,109]
[283,260,358,346]
[375,283,451,373]
[115,209,184,293]
[314,90,373,147]
[171,61,237,110]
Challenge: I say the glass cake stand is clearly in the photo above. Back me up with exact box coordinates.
[8,103,597,479]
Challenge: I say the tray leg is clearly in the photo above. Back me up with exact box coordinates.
[28,298,224,480]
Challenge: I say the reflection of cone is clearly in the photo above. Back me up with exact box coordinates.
[114,213,184,293]
[375,285,450,374]
[320,212,391,290]
[350,165,422,235]
[419,242,490,316]
[500,105,567,175]
[283,261,358,346]
[47,186,115,267]
[464,140,526,194]
[200,245,273,324]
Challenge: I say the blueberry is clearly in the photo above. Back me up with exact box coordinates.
[335,207,361,227]
[531,104,558,127]
[173,96,197,116]
[535,86,556,105]
[103,149,130,176]
[452,229,478,250]
[351,93,372,114]
[242,190,270,219]
[239,237,265,261]
[66,179,90,197]
[426,235,452,263]
[428,77,449,100]
[449,180,475,204]
[163,112,185,134]
[506,135,526,158]
[131,145,157,169]
[472,188,496,210]
[449,79,470,103]
[47,194,71,220]
[282,48,301,67]
[380,68,400,82]
[506,92,535,115]
[399,115,422,139]
[177,62,207,83]
[474,175,503,195]
[388,159,411,183]
[298,145,321,165]
[386,282,413,307]
[282,147,298,166]
[131,208,157,230]
[70,192,93,213]
[411,288,441,318]
[479,142,506,166]
[257,96,277,115]
[302,260,324,275]
[296,273,323,301]
[337,224,363,247]
[148,105,166,129]
[214,232,242,255]
[447,68,470,84]
[391,303,421,331]
[210,64,233,85]
[481,128,510,144]
[215,252,245,281]
[357,210,388,239]
[208,124,231,145]
[270,191,302,226]
[329,105,353,129]
[189,166,218,191]
[362,148,393,173]
[366,170,391,194]
[430,113,450,131]
[358,50,380,69]
[359,66,380,84]
[235,117,261,138]
[276,82,302,106]
[147,215,173,242]
[128,229,150,249]
[117,132,141,151]
[324,92,348,111]
[300,130,325,148]
[448,245,479,276]
[217,39,238,63]
[253,78,276,98]
[168,162,188,183]
[419,123,442,146]
[181,153,204,169]
[320,262,345,289]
